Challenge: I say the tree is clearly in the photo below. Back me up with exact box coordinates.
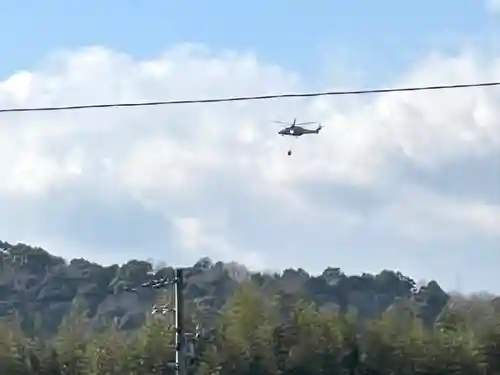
[218,281,278,375]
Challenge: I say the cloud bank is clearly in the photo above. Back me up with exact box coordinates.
[487,0,500,12]
[0,44,499,292]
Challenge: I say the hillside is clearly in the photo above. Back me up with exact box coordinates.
[0,240,459,335]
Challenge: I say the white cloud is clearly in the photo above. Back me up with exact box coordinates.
[487,0,500,12]
[0,44,499,291]
[171,216,264,269]
[376,187,500,240]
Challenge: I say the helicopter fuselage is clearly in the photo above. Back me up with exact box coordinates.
[278,125,320,136]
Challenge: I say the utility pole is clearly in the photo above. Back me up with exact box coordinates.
[128,267,197,375]
[174,267,187,375]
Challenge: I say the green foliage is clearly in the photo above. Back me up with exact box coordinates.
[0,242,451,337]
[1,242,500,374]
[0,283,498,375]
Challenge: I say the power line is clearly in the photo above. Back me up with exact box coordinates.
[0,81,499,114]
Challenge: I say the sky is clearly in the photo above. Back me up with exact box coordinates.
[0,1,499,293]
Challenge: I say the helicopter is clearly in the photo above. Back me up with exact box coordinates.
[275,118,322,137]
[274,118,322,155]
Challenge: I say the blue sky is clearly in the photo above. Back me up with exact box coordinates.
[0,1,499,293]
[1,1,499,82]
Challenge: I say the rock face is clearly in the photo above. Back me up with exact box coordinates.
[0,241,451,335]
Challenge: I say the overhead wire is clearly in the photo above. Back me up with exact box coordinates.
[0,81,499,114]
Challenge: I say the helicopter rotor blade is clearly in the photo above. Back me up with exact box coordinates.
[273,121,293,125]
[294,121,317,126]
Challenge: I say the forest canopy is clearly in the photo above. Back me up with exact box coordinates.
[1,241,499,375]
